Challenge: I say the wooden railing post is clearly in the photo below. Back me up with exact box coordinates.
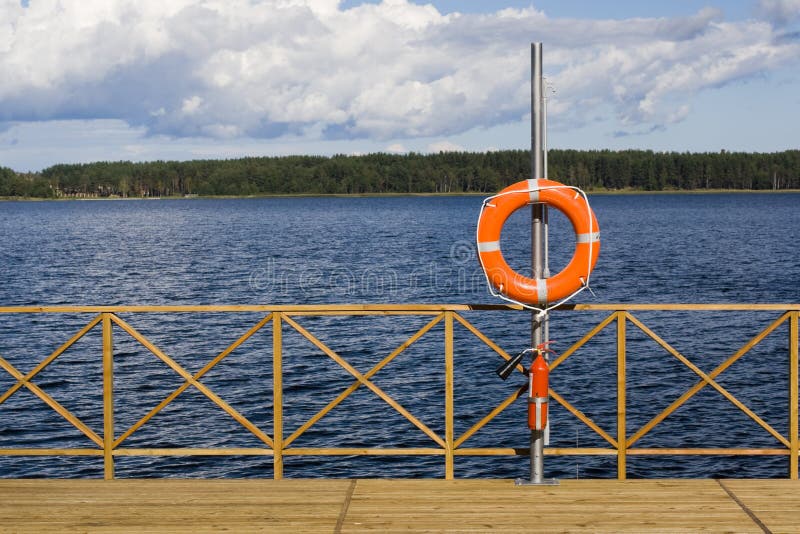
[790,311,798,480]
[273,313,283,480]
[445,311,454,480]
[617,312,627,480]
[102,312,115,479]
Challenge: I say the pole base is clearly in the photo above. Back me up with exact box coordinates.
[515,477,559,486]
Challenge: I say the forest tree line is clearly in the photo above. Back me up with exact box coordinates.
[1,149,799,198]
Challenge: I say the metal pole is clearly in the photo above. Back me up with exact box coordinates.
[528,42,546,485]
[531,43,544,184]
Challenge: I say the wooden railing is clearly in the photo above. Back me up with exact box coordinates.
[0,304,797,479]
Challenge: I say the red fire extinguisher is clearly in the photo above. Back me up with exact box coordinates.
[495,343,552,432]
[527,349,549,431]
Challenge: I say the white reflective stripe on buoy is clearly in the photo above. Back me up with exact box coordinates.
[576,232,601,243]
[536,279,547,303]
[477,241,500,253]
[527,179,539,202]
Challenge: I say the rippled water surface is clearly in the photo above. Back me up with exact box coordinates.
[0,193,798,479]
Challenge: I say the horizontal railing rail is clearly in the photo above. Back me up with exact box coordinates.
[0,304,797,479]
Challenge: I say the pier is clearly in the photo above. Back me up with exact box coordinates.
[1,304,799,530]
[1,478,798,532]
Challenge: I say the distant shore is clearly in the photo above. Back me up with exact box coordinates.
[4,149,798,198]
[2,188,800,202]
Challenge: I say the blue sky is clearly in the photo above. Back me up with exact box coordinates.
[1,0,798,172]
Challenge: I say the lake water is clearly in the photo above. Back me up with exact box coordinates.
[0,193,798,479]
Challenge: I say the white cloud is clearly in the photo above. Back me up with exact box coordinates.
[181,95,203,114]
[201,123,241,138]
[757,0,800,26]
[0,0,798,144]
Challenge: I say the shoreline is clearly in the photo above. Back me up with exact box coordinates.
[2,188,800,201]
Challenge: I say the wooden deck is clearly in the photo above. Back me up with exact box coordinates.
[0,479,797,533]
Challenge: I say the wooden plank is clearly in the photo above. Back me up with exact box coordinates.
[0,479,791,533]
[342,479,762,533]
[791,311,799,479]
[567,303,800,311]
[455,447,617,456]
[0,448,102,456]
[102,313,115,479]
[723,479,800,534]
[1,303,799,314]
[0,304,480,313]
[627,448,789,455]
[444,311,454,479]
[617,312,626,480]
[0,479,349,533]
[284,448,445,456]
[273,312,283,480]
[0,479,776,532]
[103,446,790,457]
[112,448,273,456]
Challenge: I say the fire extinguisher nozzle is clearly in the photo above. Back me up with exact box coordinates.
[495,352,525,381]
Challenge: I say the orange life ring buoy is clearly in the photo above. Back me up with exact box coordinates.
[477,178,600,305]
